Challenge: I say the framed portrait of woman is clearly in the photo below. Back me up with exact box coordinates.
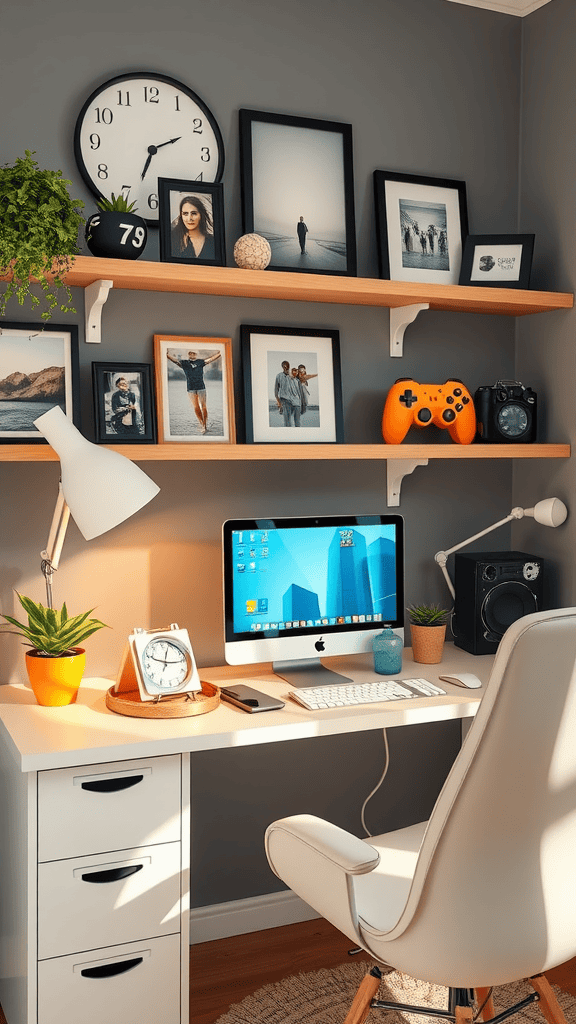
[158,178,226,266]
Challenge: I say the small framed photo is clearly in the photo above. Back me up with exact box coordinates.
[92,363,156,444]
[239,108,357,277]
[0,321,79,443]
[153,335,235,443]
[240,324,344,444]
[158,178,225,266]
[459,234,535,289]
[373,170,468,285]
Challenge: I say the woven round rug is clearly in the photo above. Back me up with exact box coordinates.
[214,962,576,1024]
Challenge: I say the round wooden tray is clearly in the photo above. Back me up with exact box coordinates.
[105,680,220,718]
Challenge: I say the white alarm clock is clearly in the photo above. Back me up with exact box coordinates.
[116,624,201,701]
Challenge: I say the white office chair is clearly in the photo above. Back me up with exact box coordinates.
[266,607,576,1024]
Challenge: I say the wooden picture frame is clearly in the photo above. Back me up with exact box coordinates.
[0,321,80,443]
[374,169,468,285]
[153,334,235,443]
[158,178,226,266]
[239,108,357,277]
[92,362,156,444]
[459,234,535,289]
[240,324,344,444]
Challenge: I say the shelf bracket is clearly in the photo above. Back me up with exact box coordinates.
[389,303,429,357]
[84,279,113,343]
[386,458,429,506]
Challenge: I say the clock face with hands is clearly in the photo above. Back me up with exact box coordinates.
[127,625,202,700]
[74,72,225,225]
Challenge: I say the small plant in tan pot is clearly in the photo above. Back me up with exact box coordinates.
[407,603,450,665]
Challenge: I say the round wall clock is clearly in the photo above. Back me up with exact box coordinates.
[74,72,225,225]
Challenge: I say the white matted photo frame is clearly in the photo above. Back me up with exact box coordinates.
[0,321,80,443]
[92,362,156,444]
[241,324,344,444]
[459,234,535,289]
[153,334,235,443]
[158,178,225,266]
[239,109,357,277]
[374,170,468,285]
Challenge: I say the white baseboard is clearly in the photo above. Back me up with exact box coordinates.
[189,890,320,945]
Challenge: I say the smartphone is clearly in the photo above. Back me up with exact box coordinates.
[220,684,285,713]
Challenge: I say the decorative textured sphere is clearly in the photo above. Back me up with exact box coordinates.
[233,233,272,270]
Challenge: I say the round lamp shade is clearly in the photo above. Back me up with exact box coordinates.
[34,406,159,540]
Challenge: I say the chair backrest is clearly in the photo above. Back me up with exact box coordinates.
[362,607,576,986]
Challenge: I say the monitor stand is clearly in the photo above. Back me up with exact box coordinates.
[273,658,353,689]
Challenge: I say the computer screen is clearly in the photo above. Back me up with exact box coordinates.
[223,514,404,687]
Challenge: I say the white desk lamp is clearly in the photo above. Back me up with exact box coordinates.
[34,405,160,608]
[434,497,568,599]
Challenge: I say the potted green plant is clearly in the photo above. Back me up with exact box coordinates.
[0,150,84,322]
[0,593,108,706]
[85,193,147,259]
[407,603,450,664]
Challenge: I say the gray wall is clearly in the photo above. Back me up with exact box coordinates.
[513,0,575,605]
[0,0,538,907]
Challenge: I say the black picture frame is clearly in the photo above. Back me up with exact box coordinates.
[459,234,535,289]
[240,324,344,444]
[0,321,80,443]
[92,362,156,444]
[239,109,357,277]
[158,178,226,266]
[374,169,468,285]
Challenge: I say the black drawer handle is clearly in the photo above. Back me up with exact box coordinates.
[81,864,143,884]
[81,775,144,793]
[81,957,143,979]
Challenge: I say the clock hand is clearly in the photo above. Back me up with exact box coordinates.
[140,138,182,181]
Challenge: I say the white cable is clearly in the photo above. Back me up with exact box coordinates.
[361,728,390,837]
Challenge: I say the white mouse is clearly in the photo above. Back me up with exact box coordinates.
[439,672,483,689]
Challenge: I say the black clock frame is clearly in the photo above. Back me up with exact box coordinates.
[73,71,225,227]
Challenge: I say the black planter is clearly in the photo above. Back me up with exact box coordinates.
[85,211,147,259]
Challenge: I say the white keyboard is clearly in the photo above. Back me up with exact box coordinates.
[289,677,446,710]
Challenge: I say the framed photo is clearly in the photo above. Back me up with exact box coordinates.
[459,234,535,289]
[153,335,235,443]
[158,178,225,266]
[373,170,468,285]
[239,109,357,277]
[0,321,79,443]
[240,324,344,444]
[92,363,156,444]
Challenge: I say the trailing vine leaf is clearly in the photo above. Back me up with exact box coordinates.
[0,151,84,322]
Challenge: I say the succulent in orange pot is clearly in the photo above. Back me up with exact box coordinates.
[0,593,108,706]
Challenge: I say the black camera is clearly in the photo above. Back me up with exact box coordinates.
[474,380,537,443]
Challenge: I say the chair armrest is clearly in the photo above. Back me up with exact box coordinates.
[265,814,379,947]
[266,814,380,875]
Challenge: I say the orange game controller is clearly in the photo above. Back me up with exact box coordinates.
[382,378,477,444]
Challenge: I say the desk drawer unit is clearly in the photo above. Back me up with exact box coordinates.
[0,748,190,1024]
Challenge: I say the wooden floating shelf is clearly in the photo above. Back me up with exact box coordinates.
[4,256,571,317]
[1,443,570,463]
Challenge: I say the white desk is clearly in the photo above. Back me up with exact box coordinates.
[0,645,493,1024]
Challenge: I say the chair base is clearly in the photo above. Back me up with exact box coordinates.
[343,968,568,1024]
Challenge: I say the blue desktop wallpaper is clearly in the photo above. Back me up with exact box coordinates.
[231,524,398,635]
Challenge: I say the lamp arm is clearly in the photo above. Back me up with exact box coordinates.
[434,509,523,601]
[40,484,71,608]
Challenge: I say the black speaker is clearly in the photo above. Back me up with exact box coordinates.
[453,550,544,655]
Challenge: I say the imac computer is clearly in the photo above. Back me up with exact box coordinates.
[223,514,404,687]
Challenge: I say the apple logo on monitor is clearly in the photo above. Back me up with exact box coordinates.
[315,638,325,652]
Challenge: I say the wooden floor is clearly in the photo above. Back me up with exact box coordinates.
[0,919,573,1024]
[190,918,576,1024]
